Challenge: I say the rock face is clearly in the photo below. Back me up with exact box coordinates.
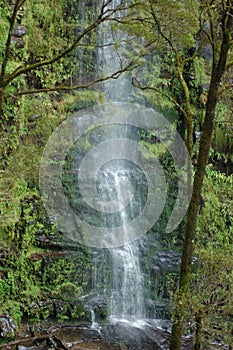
[0,315,16,337]
[151,250,181,272]
[85,296,107,322]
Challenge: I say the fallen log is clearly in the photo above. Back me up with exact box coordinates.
[0,333,68,349]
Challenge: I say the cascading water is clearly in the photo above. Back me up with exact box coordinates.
[63,0,181,327]
[97,0,132,102]
[110,244,145,319]
[97,166,146,321]
[95,0,147,323]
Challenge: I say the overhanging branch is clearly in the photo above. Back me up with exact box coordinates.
[0,0,24,84]
[2,0,131,88]
[132,77,188,120]
[6,61,138,98]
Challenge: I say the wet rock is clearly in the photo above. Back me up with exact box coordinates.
[151,250,180,272]
[27,251,71,262]
[101,322,165,350]
[85,296,107,322]
[86,296,106,310]
[35,234,88,253]
[27,299,54,320]
[55,327,102,348]
[28,298,88,323]
[145,297,169,319]
[10,25,26,48]
[0,315,16,337]
[0,323,226,350]
[10,37,25,48]
[47,335,68,349]
[11,25,27,37]
[52,299,89,322]
[28,114,42,122]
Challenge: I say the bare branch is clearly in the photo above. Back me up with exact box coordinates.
[132,77,188,121]
[182,44,204,65]
[148,0,179,56]
[6,60,138,97]
[205,0,217,66]
[2,0,131,88]
[0,0,25,84]
[110,16,152,26]
[77,38,135,49]
[202,28,213,46]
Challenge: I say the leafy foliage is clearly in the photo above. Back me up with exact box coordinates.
[190,167,233,346]
[0,1,97,326]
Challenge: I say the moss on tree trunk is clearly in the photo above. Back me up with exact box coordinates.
[169,4,233,349]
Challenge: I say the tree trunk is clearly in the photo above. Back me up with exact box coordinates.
[193,309,203,350]
[169,5,233,349]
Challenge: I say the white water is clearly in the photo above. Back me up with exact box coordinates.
[97,0,132,102]
[91,309,99,329]
[110,244,145,319]
[96,166,145,321]
[97,0,145,322]
[109,172,145,320]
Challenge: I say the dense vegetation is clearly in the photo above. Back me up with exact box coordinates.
[0,1,232,349]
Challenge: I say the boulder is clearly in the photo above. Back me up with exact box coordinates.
[0,315,16,338]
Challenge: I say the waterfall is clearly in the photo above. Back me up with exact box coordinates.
[38,0,185,329]
[110,244,145,320]
[97,166,145,321]
[110,171,145,320]
[97,0,132,102]
[65,0,174,324]
[95,0,146,321]
[56,0,177,324]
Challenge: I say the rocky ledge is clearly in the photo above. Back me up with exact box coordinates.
[0,321,227,350]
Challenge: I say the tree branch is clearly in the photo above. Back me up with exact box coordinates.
[0,0,25,85]
[6,60,138,97]
[132,77,188,120]
[2,1,129,88]
[148,0,179,56]
[205,0,217,66]
[77,39,134,48]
